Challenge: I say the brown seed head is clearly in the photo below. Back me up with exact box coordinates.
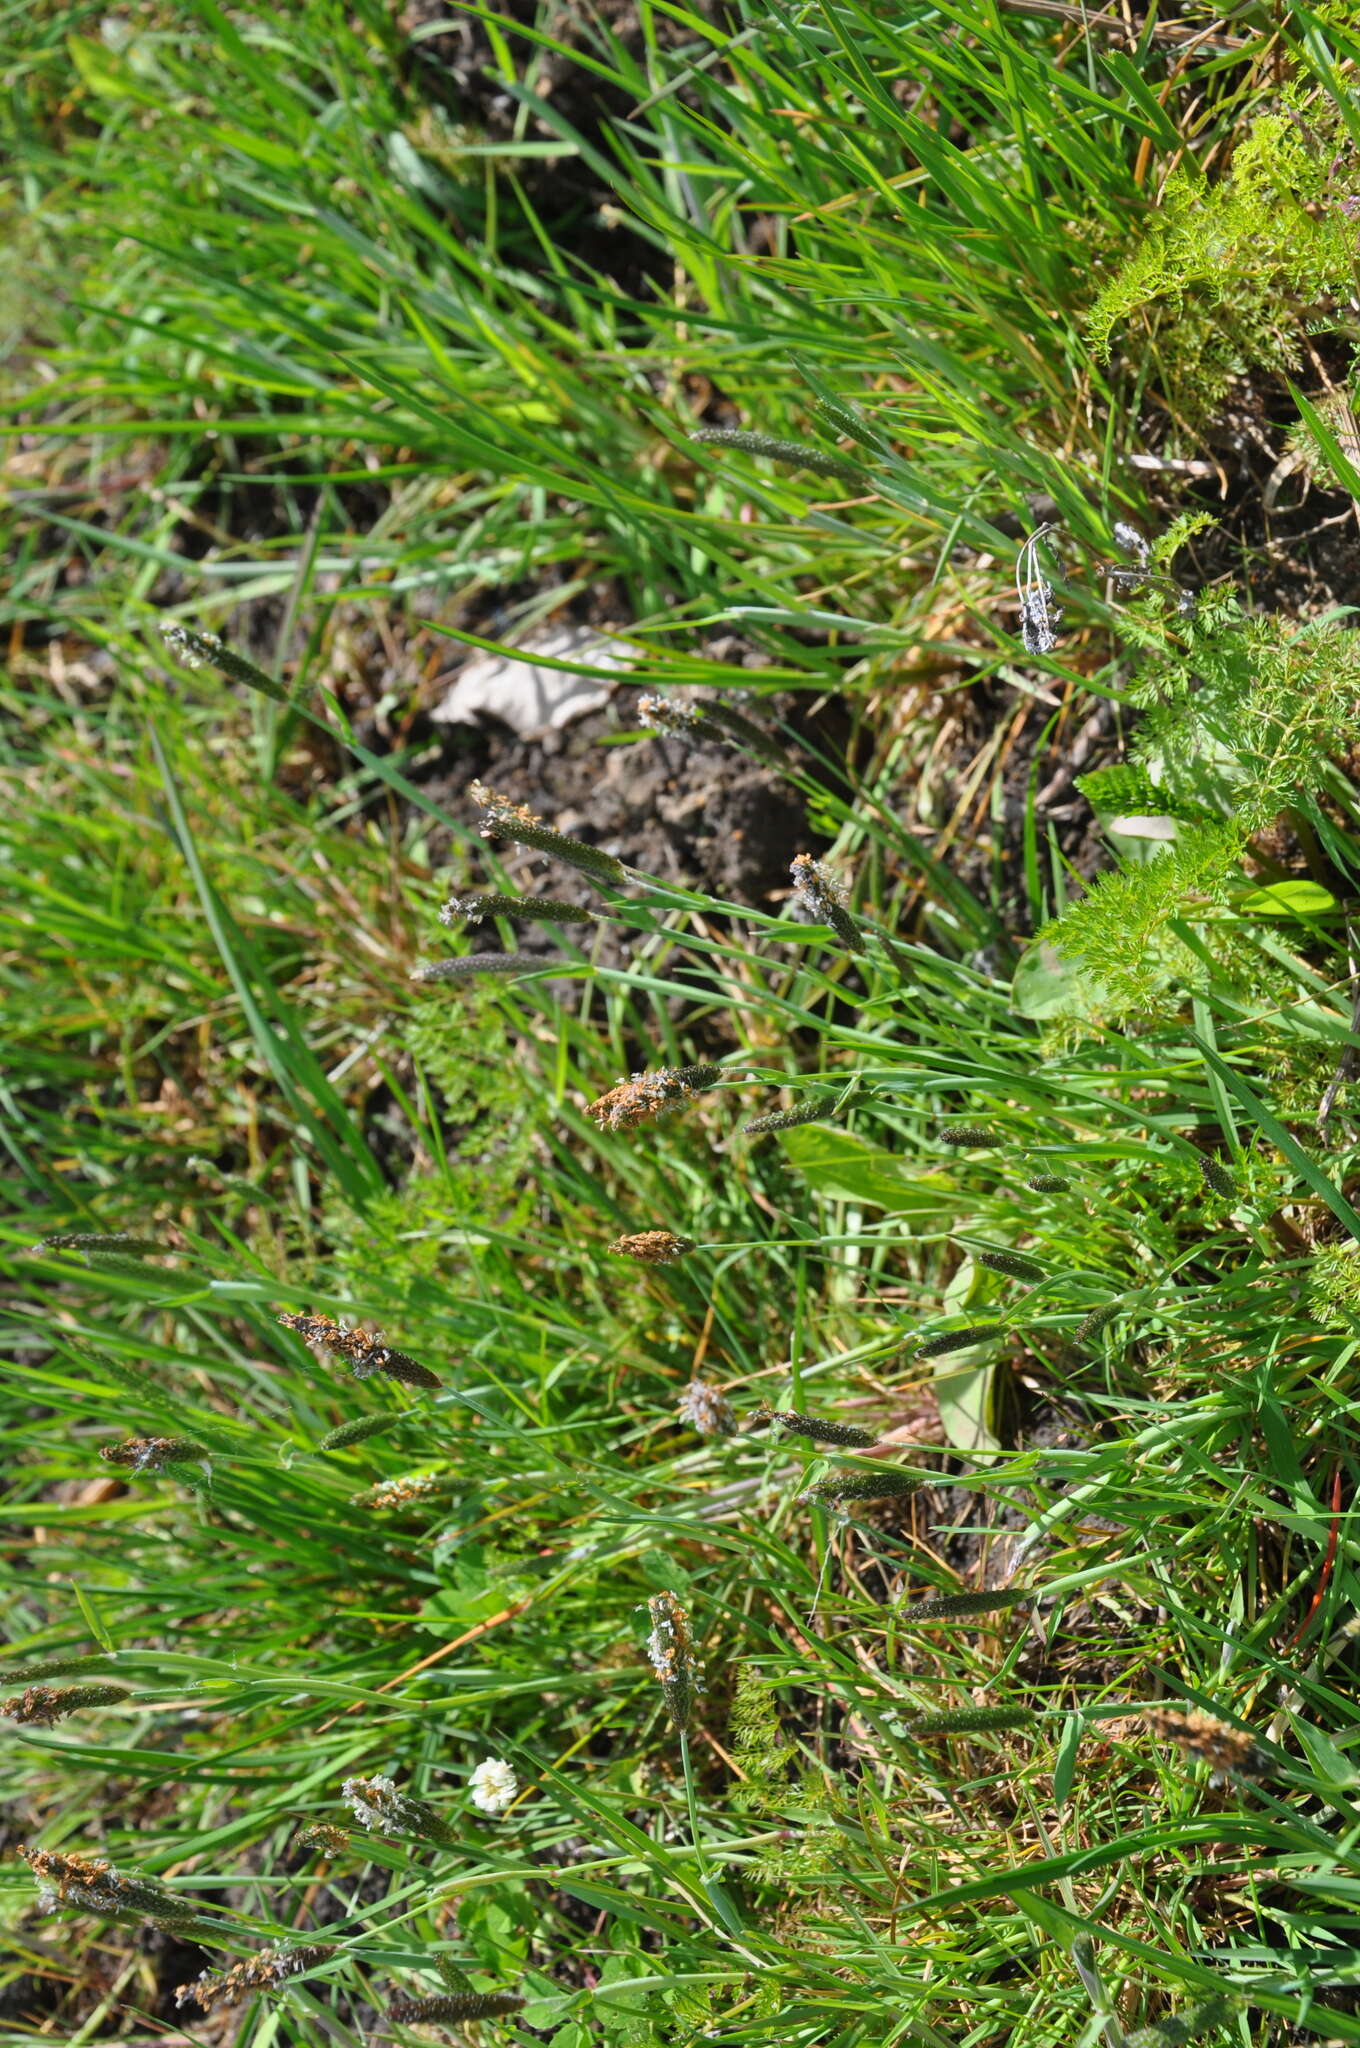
[608,1230,696,1264]
[100,1437,208,1472]
[586,1064,724,1132]
[276,1312,440,1389]
[2,1684,130,1725]
[176,1944,336,2012]
[354,1474,444,1512]
[1142,1707,1269,1780]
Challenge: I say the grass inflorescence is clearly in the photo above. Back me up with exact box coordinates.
[7,2,1360,2043]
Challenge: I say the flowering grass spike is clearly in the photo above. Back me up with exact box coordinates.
[586,1063,724,1132]
[646,1591,698,1732]
[3,1683,130,1724]
[472,779,626,885]
[677,1379,737,1437]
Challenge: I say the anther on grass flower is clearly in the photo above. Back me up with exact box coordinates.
[608,1231,696,1264]
[1112,521,1152,567]
[340,1775,455,1844]
[1123,1996,1232,2048]
[805,1468,932,1505]
[585,1064,724,1133]
[918,1324,1003,1358]
[317,1414,404,1452]
[471,779,626,886]
[677,1379,738,1437]
[1027,1174,1070,1193]
[1198,1153,1238,1200]
[1016,524,1063,657]
[2,1684,130,1725]
[176,1945,336,2012]
[411,953,545,983]
[28,1231,162,1257]
[789,853,865,953]
[159,623,287,702]
[294,1822,349,1855]
[938,1125,999,1148]
[1141,1707,1269,1782]
[638,692,785,767]
[100,1437,209,1473]
[761,1410,876,1448]
[354,1473,443,1512]
[468,1757,517,1817]
[389,1991,527,2024]
[646,1591,698,1731]
[21,1847,200,1927]
[275,1312,441,1390]
[161,621,220,670]
[744,1100,833,1136]
[440,891,595,928]
[908,1706,1038,1736]
[898,1587,1032,1623]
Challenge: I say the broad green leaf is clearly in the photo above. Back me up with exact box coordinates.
[779,1125,958,1214]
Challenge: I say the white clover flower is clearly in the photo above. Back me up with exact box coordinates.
[468,1757,517,1817]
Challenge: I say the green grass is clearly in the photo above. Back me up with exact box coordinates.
[7,3,1360,2046]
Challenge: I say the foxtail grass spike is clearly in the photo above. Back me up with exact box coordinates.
[898,1587,1032,1622]
[412,952,548,983]
[744,1100,834,1136]
[646,1591,698,1731]
[389,1991,526,2024]
[160,622,289,703]
[586,1063,724,1132]
[276,1312,441,1390]
[1123,1997,1233,2048]
[908,1706,1037,1735]
[317,1413,404,1452]
[691,426,865,482]
[176,1945,337,2012]
[341,1774,456,1845]
[919,1323,1003,1357]
[1075,1302,1120,1346]
[3,1683,130,1724]
[762,1409,877,1448]
[434,1955,477,1995]
[28,1231,163,1257]
[100,1437,210,1472]
[608,1231,695,1264]
[805,1467,932,1504]
[295,1821,349,1856]
[1198,1153,1237,1199]
[21,1847,208,1930]
[637,692,786,768]
[939,1125,1000,1148]
[790,853,864,953]
[440,891,594,927]
[972,1246,1046,1281]
[0,1652,113,1685]
[677,1379,737,1437]
[1027,1174,1070,1193]
[471,780,625,886]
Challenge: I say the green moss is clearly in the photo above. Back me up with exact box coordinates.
[1088,112,1358,410]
